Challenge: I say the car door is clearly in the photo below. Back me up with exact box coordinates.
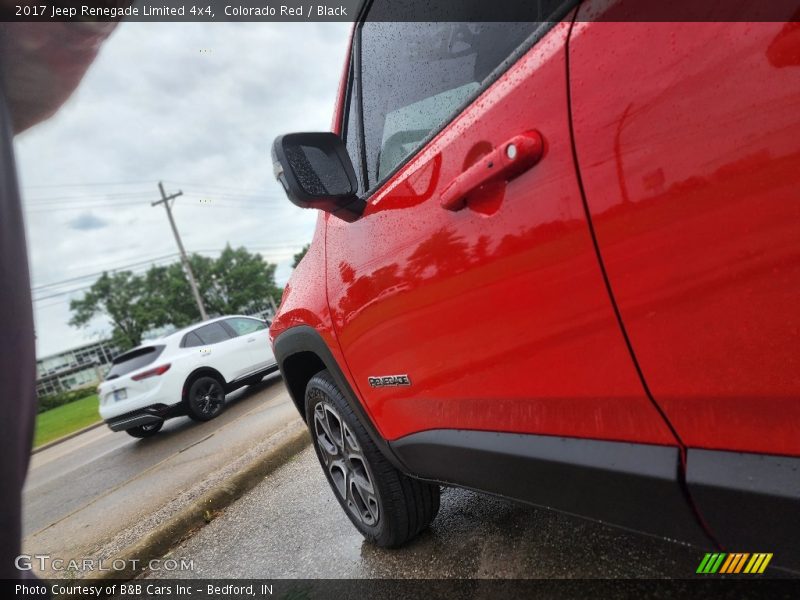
[325,2,679,447]
[188,321,252,382]
[224,317,274,372]
[568,0,800,559]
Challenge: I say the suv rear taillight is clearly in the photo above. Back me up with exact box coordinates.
[131,363,171,381]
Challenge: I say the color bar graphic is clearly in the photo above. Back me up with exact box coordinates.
[697,552,773,574]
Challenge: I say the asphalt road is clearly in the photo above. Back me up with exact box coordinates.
[23,372,298,576]
[150,445,709,579]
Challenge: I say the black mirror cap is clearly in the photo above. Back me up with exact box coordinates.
[272,132,365,222]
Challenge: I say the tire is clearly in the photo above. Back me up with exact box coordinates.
[305,370,440,548]
[185,375,226,421]
[126,421,163,438]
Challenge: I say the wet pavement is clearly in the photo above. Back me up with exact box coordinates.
[151,445,709,579]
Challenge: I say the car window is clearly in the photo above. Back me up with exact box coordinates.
[356,17,544,188]
[225,317,267,337]
[106,346,165,380]
[182,332,203,348]
[193,322,232,345]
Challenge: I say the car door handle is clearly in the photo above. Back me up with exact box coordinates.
[247,338,256,343]
[440,130,544,211]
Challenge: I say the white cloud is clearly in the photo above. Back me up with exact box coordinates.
[15,21,351,357]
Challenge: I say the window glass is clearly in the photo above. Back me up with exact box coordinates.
[194,322,231,345]
[182,332,203,348]
[225,317,266,337]
[358,19,541,186]
[106,346,165,380]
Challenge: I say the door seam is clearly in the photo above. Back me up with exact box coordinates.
[563,16,686,454]
[563,14,722,548]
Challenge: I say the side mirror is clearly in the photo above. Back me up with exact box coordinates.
[272,132,365,222]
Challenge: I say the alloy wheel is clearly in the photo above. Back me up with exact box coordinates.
[313,402,380,527]
[194,380,223,415]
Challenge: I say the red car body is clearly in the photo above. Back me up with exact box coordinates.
[271,0,800,566]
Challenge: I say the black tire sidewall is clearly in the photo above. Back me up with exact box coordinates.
[305,371,402,546]
[186,376,226,421]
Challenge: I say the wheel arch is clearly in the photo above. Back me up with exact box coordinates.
[182,366,227,400]
[273,325,409,472]
[281,351,326,421]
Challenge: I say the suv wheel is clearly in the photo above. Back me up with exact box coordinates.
[126,421,163,438]
[186,376,226,421]
[305,370,440,548]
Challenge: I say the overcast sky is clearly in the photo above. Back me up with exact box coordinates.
[15,22,351,358]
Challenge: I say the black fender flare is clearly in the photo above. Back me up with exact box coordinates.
[273,325,409,472]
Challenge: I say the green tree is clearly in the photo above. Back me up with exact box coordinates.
[292,243,310,268]
[143,260,205,330]
[69,271,156,349]
[204,245,281,314]
[70,246,281,348]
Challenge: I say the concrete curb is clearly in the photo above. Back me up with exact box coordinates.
[32,420,105,454]
[84,419,311,583]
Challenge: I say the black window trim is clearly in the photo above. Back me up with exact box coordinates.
[218,320,238,339]
[344,0,580,198]
[343,48,368,192]
[181,331,204,348]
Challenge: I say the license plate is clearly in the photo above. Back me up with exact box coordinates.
[113,389,127,402]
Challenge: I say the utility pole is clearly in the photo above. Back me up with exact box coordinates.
[266,294,278,316]
[152,181,208,321]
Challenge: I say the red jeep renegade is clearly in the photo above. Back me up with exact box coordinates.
[269,0,800,566]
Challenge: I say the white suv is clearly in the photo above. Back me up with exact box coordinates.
[98,315,278,438]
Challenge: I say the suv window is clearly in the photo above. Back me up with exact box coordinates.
[354,17,542,187]
[182,332,203,348]
[106,345,165,380]
[193,322,232,345]
[225,317,266,336]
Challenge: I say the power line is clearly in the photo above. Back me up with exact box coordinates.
[23,180,156,189]
[24,191,151,204]
[31,252,183,291]
[23,180,278,197]
[179,190,271,198]
[25,200,153,213]
[32,257,190,301]
[32,252,300,303]
[31,243,304,292]
[25,203,287,213]
[24,198,288,212]
[25,190,286,204]
[163,181,267,194]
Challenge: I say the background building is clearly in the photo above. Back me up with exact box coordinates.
[36,339,121,397]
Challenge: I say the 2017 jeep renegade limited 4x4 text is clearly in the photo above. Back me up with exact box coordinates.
[268,0,800,567]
